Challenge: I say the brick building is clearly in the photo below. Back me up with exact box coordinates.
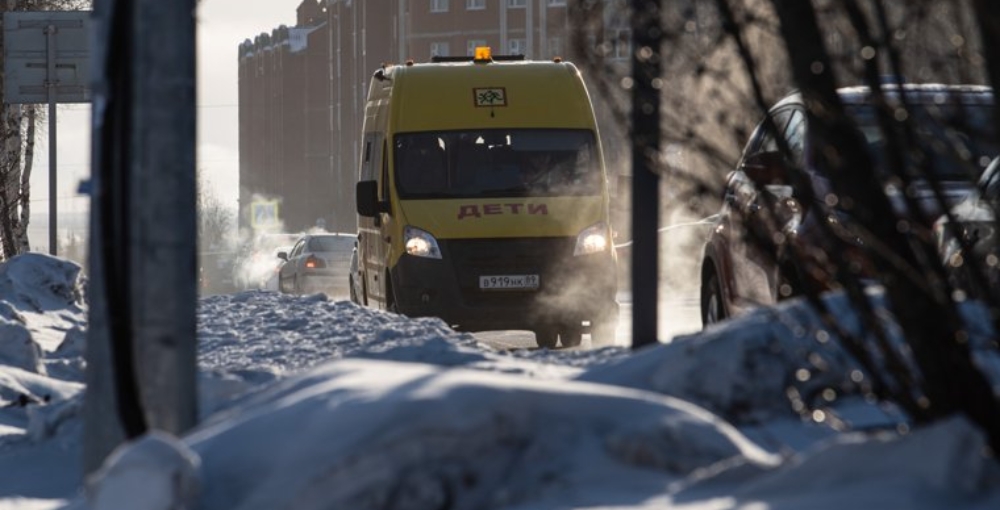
[237,0,628,234]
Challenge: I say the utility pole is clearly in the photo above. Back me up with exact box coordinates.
[630,0,662,349]
[84,0,198,475]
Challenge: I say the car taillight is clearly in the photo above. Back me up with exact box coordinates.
[305,255,326,269]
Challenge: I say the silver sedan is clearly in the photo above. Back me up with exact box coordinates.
[277,233,357,298]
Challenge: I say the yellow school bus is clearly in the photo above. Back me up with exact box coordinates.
[355,48,618,348]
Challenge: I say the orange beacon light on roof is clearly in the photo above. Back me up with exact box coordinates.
[474,46,492,62]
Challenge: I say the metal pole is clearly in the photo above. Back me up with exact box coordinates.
[83,0,198,475]
[526,0,533,57]
[85,0,146,475]
[630,0,662,349]
[45,23,56,256]
[131,0,198,437]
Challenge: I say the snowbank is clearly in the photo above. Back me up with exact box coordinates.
[185,359,778,510]
[0,253,998,510]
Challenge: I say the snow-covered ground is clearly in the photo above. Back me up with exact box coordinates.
[1,253,999,509]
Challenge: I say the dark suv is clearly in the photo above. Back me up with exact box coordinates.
[700,84,996,326]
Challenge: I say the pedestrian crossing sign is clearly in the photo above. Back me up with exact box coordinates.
[251,200,279,229]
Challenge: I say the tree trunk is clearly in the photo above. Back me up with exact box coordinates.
[17,105,34,254]
[0,104,23,259]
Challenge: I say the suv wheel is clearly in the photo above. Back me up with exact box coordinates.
[777,261,804,300]
[701,270,727,327]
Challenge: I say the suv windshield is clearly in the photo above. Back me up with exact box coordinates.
[394,129,601,199]
[847,102,998,181]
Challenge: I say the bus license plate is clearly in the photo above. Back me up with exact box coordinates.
[479,274,539,291]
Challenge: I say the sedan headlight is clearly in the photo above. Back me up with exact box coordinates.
[403,225,442,259]
[574,222,610,256]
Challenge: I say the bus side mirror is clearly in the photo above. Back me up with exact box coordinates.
[356,180,382,217]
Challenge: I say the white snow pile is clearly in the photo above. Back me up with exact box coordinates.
[195,291,609,415]
[186,360,779,510]
[0,253,86,422]
[84,432,200,510]
[0,253,999,510]
[582,291,1000,432]
[0,252,86,377]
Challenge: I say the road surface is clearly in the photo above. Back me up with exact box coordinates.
[474,292,702,350]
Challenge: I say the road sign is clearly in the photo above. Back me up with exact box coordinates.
[4,11,92,256]
[3,11,91,104]
[251,200,280,229]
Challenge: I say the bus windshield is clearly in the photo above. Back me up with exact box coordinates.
[394,129,602,199]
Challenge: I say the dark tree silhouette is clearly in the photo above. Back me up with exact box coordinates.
[573,0,1000,453]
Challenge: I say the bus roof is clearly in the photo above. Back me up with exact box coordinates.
[371,60,598,133]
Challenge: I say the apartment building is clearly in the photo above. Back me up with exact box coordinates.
[405,0,572,61]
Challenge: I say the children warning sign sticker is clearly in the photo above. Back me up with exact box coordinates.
[473,87,507,107]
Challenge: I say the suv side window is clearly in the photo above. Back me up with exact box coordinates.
[982,157,1000,201]
[783,109,806,168]
[747,108,794,157]
[290,239,305,258]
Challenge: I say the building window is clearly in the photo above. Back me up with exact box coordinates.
[547,0,567,6]
[508,38,526,56]
[467,0,486,10]
[430,42,450,57]
[613,29,631,60]
[467,39,488,56]
[508,0,526,8]
[548,37,563,58]
[431,0,449,13]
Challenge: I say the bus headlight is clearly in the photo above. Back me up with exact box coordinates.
[404,225,442,259]
[574,222,609,256]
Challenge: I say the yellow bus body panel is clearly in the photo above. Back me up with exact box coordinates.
[390,62,596,133]
[395,196,606,241]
